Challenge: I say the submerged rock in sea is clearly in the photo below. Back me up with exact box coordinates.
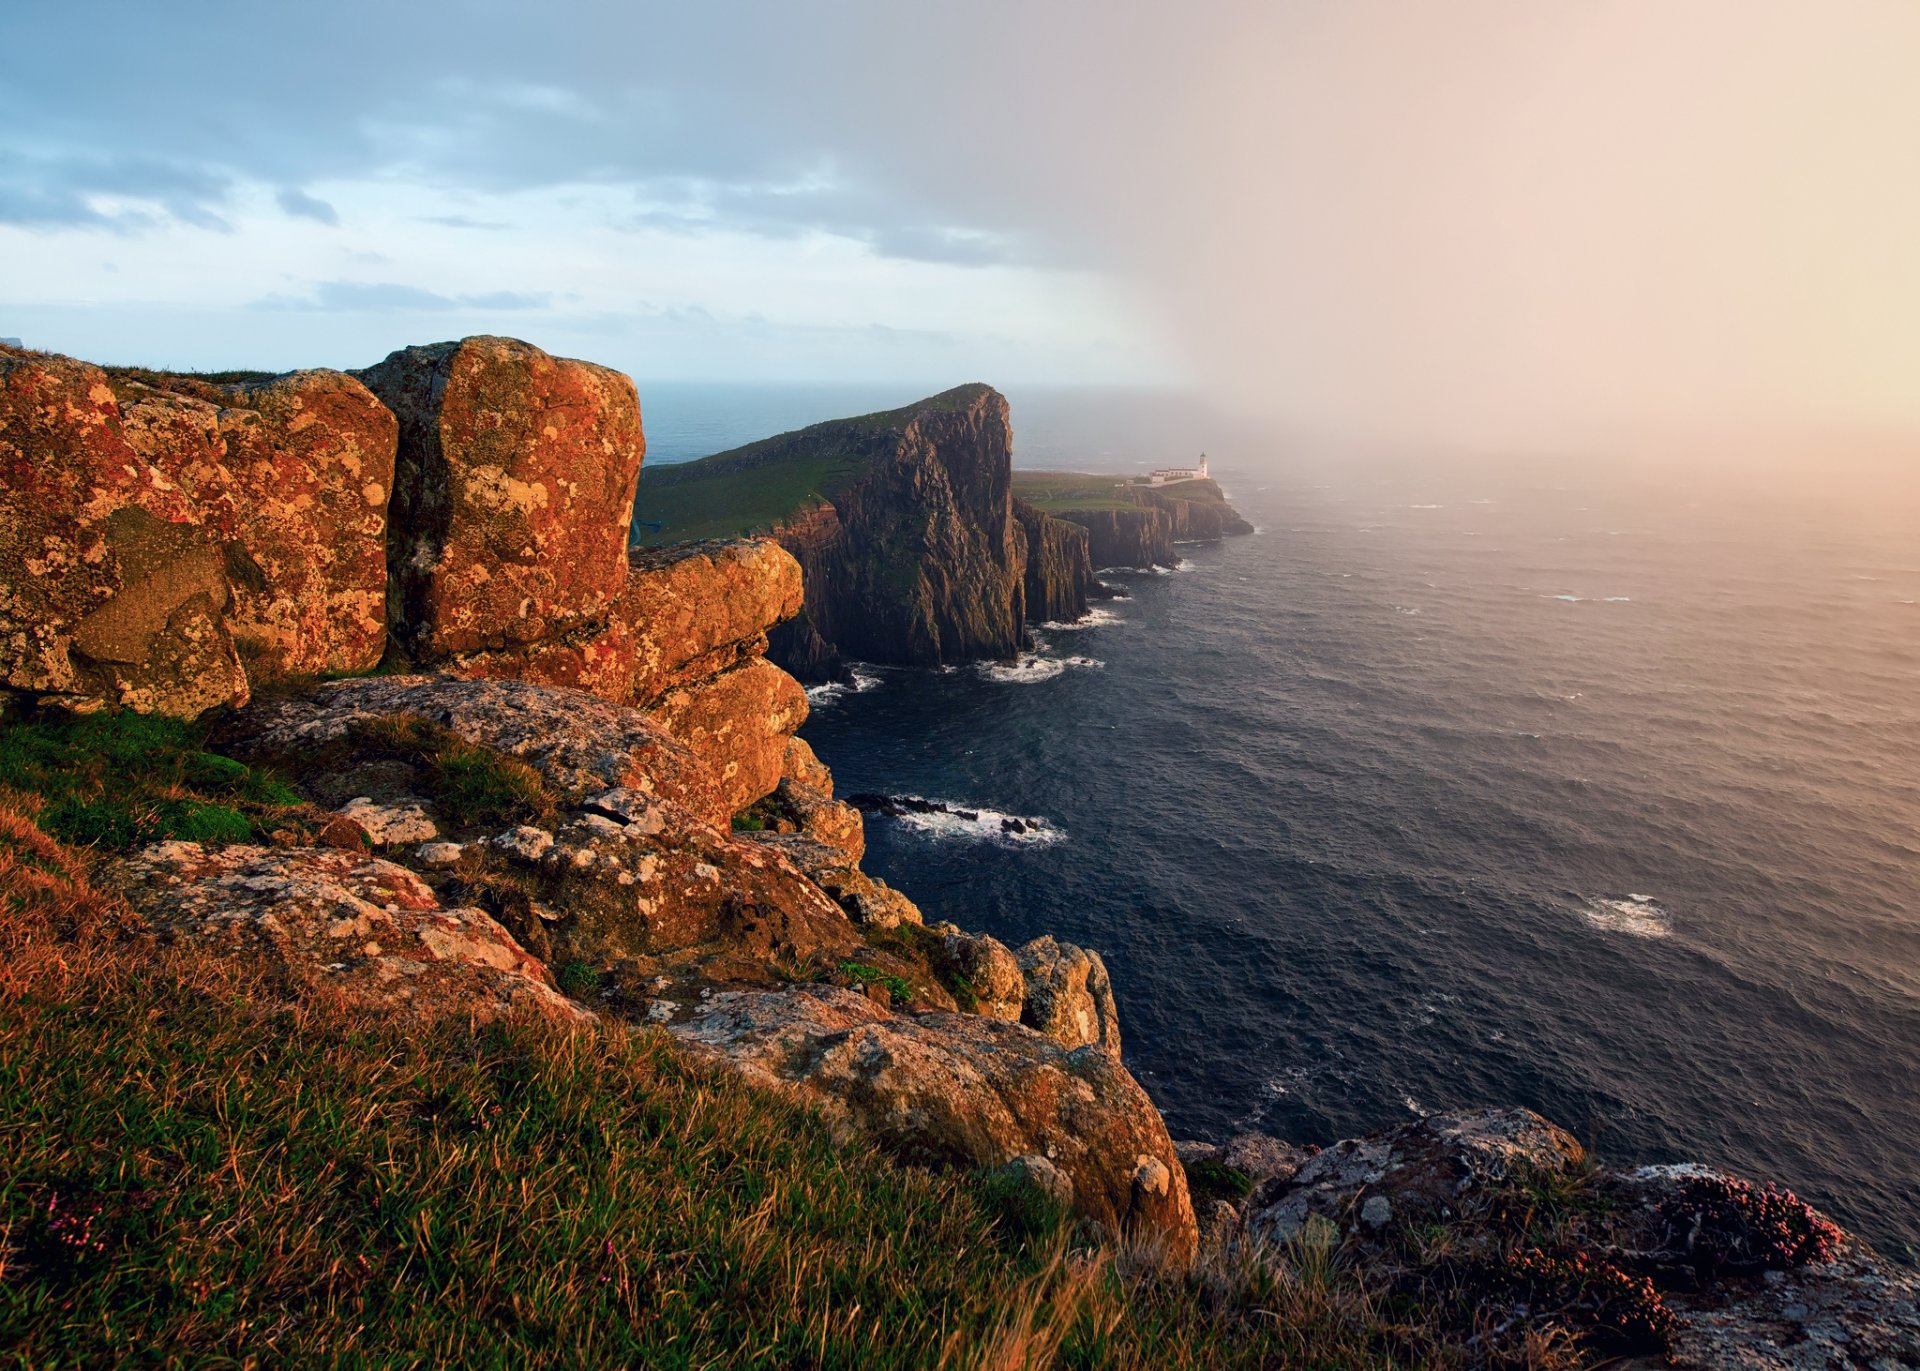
[670,984,1198,1262]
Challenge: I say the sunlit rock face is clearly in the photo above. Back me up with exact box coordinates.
[0,347,249,717]
[112,368,399,678]
[670,984,1199,1263]
[356,336,645,661]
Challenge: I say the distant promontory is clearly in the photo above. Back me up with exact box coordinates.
[631,385,1253,681]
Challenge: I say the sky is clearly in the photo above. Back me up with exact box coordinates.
[6,1,1920,449]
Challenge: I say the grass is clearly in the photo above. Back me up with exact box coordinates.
[0,794,1423,1371]
[340,714,557,829]
[631,385,992,547]
[0,710,301,852]
[834,960,916,1008]
[1011,472,1144,513]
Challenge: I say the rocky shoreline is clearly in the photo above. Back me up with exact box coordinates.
[4,334,1913,1365]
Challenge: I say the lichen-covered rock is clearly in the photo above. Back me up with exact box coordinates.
[355,337,644,659]
[781,737,834,795]
[1244,1108,1585,1244]
[436,538,802,719]
[621,538,803,705]
[1014,935,1121,1059]
[939,927,1024,1021]
[104,841,584,1024]
[746,833,920,929]
[336,797,438,846]
[1607,1166,1920,1370]
[0,351,249,717]
[640,657,808,818]
[671,984,1198,1262]
[239,675,730,827]
[113,369,398,677]
[486,800,861,970]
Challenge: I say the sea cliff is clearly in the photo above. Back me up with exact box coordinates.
[633,385,1144,682]
[2,336,1911,1368]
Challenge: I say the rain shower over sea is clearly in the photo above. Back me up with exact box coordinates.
[641,381,1920,1258]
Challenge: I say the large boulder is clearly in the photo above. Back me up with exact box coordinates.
[113,369,398,677]
[356,337,644,660]
[105,841,585,1024]
[0,350,249,717]
[621,538,804,705]
[1014,935,1122,1059]
[237,675,731,827]
[639,657,809,819]
[671,984,1198,1262]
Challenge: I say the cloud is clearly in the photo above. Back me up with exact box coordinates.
[254,281,553,312]
[0,150,231,230]
[275,187,339,226]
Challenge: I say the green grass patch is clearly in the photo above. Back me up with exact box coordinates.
[1186,1159,1256,1208]
[0,710,299,851]
[344,715,556,829]
[1012,470,1146,513]
[834,960,916,1008]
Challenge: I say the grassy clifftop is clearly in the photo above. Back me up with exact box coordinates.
[1012,472,1232,514]
[0,709,1407,1370]
[633,385,993,547]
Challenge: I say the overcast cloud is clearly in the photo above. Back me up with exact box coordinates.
[5,1,1920,447]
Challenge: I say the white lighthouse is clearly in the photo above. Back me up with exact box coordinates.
[1145,453,1209,485]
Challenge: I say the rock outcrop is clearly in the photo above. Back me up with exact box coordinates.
[1047,478,1254,571]
[355,336,644,660]
[110,368,399,677]
[0,348,250,717]
[106,840,585,1025]
[671,985,1198,1260]
[634,385,1108,682]
[1014,499,1092,624]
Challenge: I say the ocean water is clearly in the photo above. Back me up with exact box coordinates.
[635,384,1920,1258]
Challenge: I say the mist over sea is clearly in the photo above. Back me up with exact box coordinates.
[638,382,1920,1259]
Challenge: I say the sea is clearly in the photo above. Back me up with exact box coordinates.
[637,381,1920,1260]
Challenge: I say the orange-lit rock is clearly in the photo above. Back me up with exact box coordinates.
[113,369,398,677]
[0,348,248,717]
[357,337,643,660]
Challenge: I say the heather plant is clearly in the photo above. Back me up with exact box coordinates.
[1654,1174,1845,1273]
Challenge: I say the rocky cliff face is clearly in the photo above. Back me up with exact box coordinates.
[1050,478,1254,571]
[1014,498,1092,624]
[633,384,1103,682]
[770,385,1030,671]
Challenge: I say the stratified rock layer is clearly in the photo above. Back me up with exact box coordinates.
[356,336,644,659]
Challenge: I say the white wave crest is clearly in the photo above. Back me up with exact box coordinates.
[1038,606,1123,632]
[804,664,885,706]
[1581,894,1672,939]
[978,652,1104,684]
[874,796,1064,846]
